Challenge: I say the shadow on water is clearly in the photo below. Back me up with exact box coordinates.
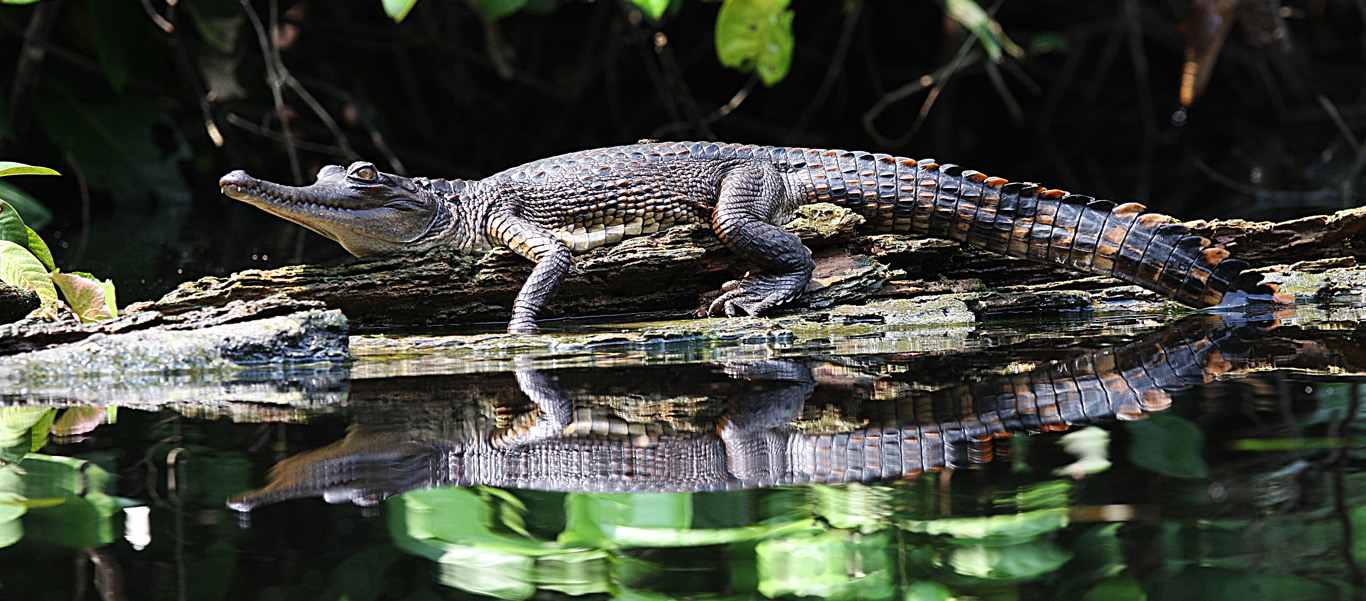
[0,313,1364,599]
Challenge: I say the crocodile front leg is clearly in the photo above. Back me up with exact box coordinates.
[487,210,572,334]
[706,163,815,317]
[491,367,575,448]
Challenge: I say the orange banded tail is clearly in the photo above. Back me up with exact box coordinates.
[785,148,1280,307]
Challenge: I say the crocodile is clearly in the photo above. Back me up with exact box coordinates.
[227,315,1266,510]
[220,142,1284,334]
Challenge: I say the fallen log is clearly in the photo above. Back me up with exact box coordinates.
[0,282,38,325]
[34,205,1366,337]
[0,309,349,399]
[128,204,882,331]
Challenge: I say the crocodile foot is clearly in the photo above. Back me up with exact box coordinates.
[703,273,808,317]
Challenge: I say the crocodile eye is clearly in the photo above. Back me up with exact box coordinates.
[349,164,378,182]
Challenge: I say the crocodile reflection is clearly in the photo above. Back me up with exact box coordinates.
[230,315,1271,510]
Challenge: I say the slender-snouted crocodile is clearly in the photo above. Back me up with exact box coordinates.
[226,315,1269,510]
[221,142,1286,333]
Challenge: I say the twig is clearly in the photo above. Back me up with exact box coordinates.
[239,0,303,184]
[1081,19,1124,107]
[861,49,983,148]
[863,0,1016,148]
[6,0,64,141]
[224,113,349,158]
[282,75,358,160]
[1318,95,1361,148]
[651,76,757,139]
[1331,384,1363,584]
[1191,158,1342,208]
[65,153,91,266]
[164,5,225,149]
[86,549,128,601]
[295,78,405,173]
[1342,137,1366,208]
[652,32,715,140]
[139,0,174,33]
[1124,0,1157,198]
[984,61,1022,123]
[638,34,685,135]
[789,1,862,138]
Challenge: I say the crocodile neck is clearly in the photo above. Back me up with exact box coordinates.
[412,177,493,252]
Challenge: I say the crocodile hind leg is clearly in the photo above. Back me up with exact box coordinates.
[487,211,572,334]
[705,163,814,317]
[717,360,813,482]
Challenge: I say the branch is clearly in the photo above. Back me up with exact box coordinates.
[239,0,303,184]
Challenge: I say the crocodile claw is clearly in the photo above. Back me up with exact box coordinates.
[704,273,807,317]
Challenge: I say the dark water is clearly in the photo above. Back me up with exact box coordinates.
[1,314,1364,600]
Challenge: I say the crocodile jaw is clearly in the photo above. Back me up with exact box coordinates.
[220,170,347,244]
[220,169,439,257]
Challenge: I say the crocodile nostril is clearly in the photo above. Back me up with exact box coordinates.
[219,170,251,189]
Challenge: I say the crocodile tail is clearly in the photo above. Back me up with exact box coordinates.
[786,148,1279,307]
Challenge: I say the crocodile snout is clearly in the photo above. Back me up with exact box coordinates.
[220,170,267,203]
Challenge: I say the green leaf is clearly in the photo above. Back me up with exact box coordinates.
[24,228,53,272]
[905,582,952,601]
[1351,506,1366,565]
[900,508,1069,545]
[0,240,56,306]
[0,182,53,230]
[478,0,526,20]
[560,492,816,549]
[0,407,53,463]
[630,0,669,20]
[1083,576,1147,601]
[382,0,418,22]
[0,0,43,5]
[0,162,59,178]
[0,492,25,550]
[715,0,794,86]
[16,454,118,549]
[29,409,54,452]
[51,271,117,322]
[945,540,1072,581]
[1127,413,1210,479]
[757,530,895,600]
[942,0,1023,62]
[0,200,28,249]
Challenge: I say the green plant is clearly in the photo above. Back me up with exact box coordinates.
[377,0,1012,87]
[0,162,118,323]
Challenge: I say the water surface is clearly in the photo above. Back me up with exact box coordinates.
[1,312,1363,600]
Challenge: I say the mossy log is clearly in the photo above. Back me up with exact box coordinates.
[121,205,1365,332]
[0,281,39,325]
[0,309,349,400]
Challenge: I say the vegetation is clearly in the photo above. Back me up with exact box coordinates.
[0,1,1357,301]
[0,162,115,323]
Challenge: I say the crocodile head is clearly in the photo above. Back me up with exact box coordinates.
[220,161,443,257]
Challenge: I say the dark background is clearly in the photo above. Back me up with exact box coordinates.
[0,0,1362,301]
